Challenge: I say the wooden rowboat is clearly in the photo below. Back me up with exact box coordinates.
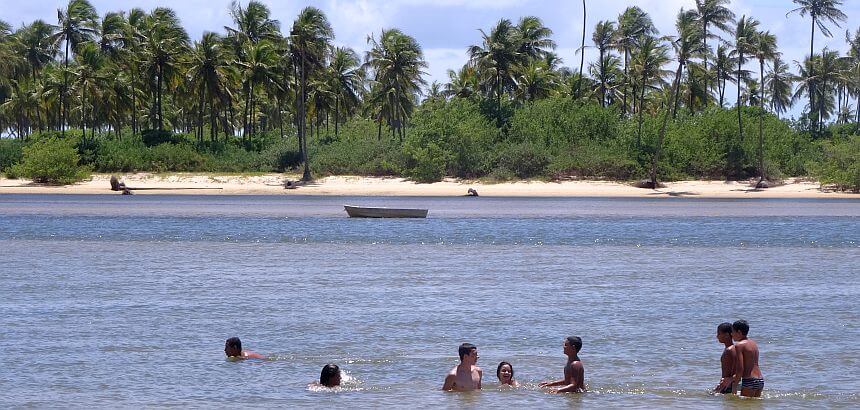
[344,205,428,218]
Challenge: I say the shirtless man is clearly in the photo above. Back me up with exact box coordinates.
[224,337,265,360]
[732,320,764,397]
[713,322,737,394]
[442,343,482,391]
[540,336,585,393]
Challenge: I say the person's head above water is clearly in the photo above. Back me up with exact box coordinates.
[224,337,242,357]
[564,336,582,357]
[320,364,341,387]
[497,361,515,384]
[717,322,733,343]
[458,343,478,363]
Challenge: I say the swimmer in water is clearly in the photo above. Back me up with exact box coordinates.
[497,361,519,387]
[732,320,765,397]
[714,322,737,394]
[540,336,586,393]
[224,337,265,360]
[320,364,341,387]
[442,343,482,391]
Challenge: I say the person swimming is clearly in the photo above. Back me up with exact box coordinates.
[497,361,519,387]
[320,364,342,388]
[442,343,482,391]
[713,322,737,394]
[732,320,765,397]
[224,337,265,360]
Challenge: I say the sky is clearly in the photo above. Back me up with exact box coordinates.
[3,0,860,112]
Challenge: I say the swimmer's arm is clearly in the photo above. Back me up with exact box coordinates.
[243,350,266,359]
[442,374,456,391]
[732,345,744,394]
[477,368,482,389]
[539,379,565,387]
[553,383,583,393]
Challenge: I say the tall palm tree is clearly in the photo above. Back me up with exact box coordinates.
[51,0,99,136]
[766,56,794,118]
[515,60,560,102]
[714,44,737,107]
[14,20,56,131]
[577,1,587,99]
[733,16,759,142]
[444,65,479,100]
[140,7,189,131]
[845,28,860,124]
[290,6,333,181]
[188,32,232,142]
[591,21,616,107]
[615,7,658,115]
[238,40,278,138]
[788,0,847,59]
[751,31,779,185]
[328,46,362,138]
[365,28,428,141]
[468,19,522,114]
[650,9,704,188]
[630,35,670,148]
[695,0,735,106]
[227,0,280,44]
[516,16,555,63]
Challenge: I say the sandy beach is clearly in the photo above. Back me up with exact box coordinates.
[0,173,855,198]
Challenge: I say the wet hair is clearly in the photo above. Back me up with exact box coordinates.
[732,320,750,336]
[225,337,242,356]
[320,364,341,387]
[458,343,476,361]
[496,361,514,380]
[718,322,733,335]
[566,336,582,354]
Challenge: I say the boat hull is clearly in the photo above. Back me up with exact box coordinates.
[344,205,428,218]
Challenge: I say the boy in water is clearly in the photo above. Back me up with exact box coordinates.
[224,337,265,360]
[713,322,737,394]
[540,336,586,393]
[442,343,482,391]
[320,364,342,387]
[732,320,764,397]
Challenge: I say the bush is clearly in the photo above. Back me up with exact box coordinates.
[493,141,551,178]
[12,137,91,184]
[0,139,24,176]
[94,138,150,172]
[149,143,205,172]
[141,129,179,146]
[810,135,860,192]
[311,118,403,176]
[403,142,447,183]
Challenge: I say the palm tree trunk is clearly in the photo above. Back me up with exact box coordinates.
[599,48,606,107]
[758,58,766,185]
[636,79,646,148]
[334,95,339,138]
[157,63,164,131]
[810,16,815,60]
[622,49,629,115]
[737,54,744,142]
[651,61,684,188]
[672,65,684,119]
[703,23,709,106]
[198,85,205,143]
[301,53,311,181]
[209,96,216,141]
[577,0,586,100]
[62,38,69,137]
[242,81,250,140]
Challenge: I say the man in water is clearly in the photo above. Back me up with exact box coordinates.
[540,336,586,393]
[320,364,341,387]
[442,343,482,391]
[713,322,737,394]
[224,337,265,360]
[732,320,764,397]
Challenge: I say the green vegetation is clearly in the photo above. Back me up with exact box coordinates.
[0,0,858,190]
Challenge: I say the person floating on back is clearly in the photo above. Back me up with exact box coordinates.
[320,364,342,388]
[732,320,764,397]
[497,361,519,387]
[442,343,482,391]
[224,337,265,360]
[713,322,737,394]
[540,336,586,393]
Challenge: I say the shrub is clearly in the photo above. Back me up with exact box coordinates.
[12,137,91,184]
[810,135,860,192]
[0,139,24,176]
[149,143,205,172]
[141,129,179,146]
[493,141,551,179]
[94,138,150,172]
[403,141,447,183]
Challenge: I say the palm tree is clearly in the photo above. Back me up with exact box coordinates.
[328,46,362,138]
[73,41,108,138]
[615,7,658,115]
[227,0,280,44]
[751,31,779,185]
[444,65,479,100]
[515,60,560,102]
[788,0,847,59]
[468,19,522,114]
[630,35,670,148]
[650,9,704,188]
[516,16,555,62]
[51,0,99,136]
[365,28,428,141]
[591,21,616,107]
[733,16,759,143]
[188,32,232,142]
[290,6,333,181]
[845,28,860,124]
[139,8,189,131]
[14,20,56,131]
[577,1,587,99]
[695,0,735,106]
[766,56,794,118]
[714,44,737,107]
[237,40,278,138]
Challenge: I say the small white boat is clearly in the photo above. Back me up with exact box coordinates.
[344,205,428,218]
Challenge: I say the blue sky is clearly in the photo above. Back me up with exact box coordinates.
[4,0,860,110]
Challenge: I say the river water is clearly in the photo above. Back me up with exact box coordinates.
[1,195,858,408]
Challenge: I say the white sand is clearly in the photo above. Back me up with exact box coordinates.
[0,173,856,198]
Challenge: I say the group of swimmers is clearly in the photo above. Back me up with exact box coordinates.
[224,319,764,397]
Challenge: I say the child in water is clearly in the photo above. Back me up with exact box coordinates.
[497,361,519,387]
[540,336,586,393]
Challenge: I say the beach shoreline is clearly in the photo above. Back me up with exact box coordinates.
[0,173,856,198]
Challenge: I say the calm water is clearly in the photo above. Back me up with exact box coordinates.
[1,195,858,408]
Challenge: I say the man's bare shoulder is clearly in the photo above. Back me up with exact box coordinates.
[571,360,584,370]
[476,366,483,374]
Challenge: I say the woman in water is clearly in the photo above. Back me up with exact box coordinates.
[497,361,519,387]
